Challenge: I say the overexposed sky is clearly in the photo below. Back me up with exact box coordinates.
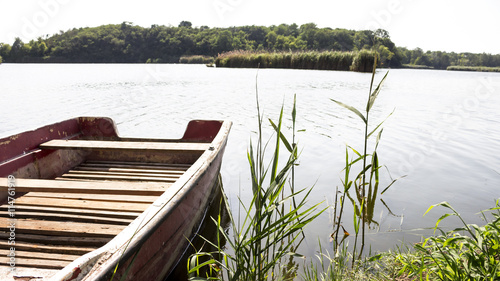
[1,0,499,54]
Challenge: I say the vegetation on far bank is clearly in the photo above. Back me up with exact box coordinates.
[402,64,434,70]
[214,50,376,72]
[447,65,500,72]
[178,55,214,64]
[1,21,499,71]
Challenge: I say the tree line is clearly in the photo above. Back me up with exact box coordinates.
[0,21,499,69]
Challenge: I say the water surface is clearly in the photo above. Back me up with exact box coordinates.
[1,64,499,258]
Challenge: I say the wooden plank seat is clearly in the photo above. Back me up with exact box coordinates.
[40,139,211,152]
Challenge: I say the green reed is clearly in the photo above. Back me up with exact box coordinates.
[394,200,500,281]
[215,50,377,72]
[447,65,500,72]
[330,56,399,261]
[179,55,215,64]
[188,76,323,281]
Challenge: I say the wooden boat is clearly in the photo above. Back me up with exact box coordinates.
[0,117,231,281]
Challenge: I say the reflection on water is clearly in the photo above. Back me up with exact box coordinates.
[166,175,230,281]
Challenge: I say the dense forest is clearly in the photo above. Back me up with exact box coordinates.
[0,21,499,69]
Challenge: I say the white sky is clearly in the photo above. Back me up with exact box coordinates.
[1,0,499,54]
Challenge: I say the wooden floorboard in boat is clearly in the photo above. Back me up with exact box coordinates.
[74,166,185,175]
[24,192,158,203]
[0,257,70,269]
[0,249,80,262]
[0,205,142,219]
[0,218,125,237]
[65,170,181,179]
[14,197,150,212]
[59,173,177,182]
[0,210,133,225]
[85,160,191,166]
[0,178,169,195]
[83,161,190,169]
[0,237,101,252]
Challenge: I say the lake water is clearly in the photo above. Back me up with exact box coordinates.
[1,64,499,261]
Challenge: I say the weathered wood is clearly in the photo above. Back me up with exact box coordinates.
[65,170,181,179]
[59,173,178,182]
[0,178,170,195]
[0,217,125,237]
[74,166,185,175]
[0,118,230,278]
[14,196,150,212]
[24,192,158,203]
[83,161,191,169]
[0,249,80,261]
[0,210,134,225]
[0,233,106,249]
[0,205,142,219]
[0,256,69,269]
[40,140,211,152]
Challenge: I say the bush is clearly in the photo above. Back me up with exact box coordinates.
[215,50,377,72]
[179,55,214,64]
[395,200,500,280]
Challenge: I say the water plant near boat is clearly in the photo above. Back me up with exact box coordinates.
[187,76,324,280]
[330,57,400,261]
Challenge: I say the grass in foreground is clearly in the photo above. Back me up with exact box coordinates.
[393,200,500,281]
[302,200,500,281]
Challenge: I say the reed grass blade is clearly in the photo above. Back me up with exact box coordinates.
[331,99,367,124]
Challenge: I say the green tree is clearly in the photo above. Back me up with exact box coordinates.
[313,28,334,50]
[289,23,299,37]
[354,30,372,50]
[215,30,233,53]
[28,38,48,57]
[178,21,192,28]
[10,38,30,61]
[274,23,288,36]
[265,31,278,49]
[0,43,11,61]
[299,23,317,49]
[378,44,394,66]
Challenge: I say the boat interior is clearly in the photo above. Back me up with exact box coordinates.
[0,118,219,277]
